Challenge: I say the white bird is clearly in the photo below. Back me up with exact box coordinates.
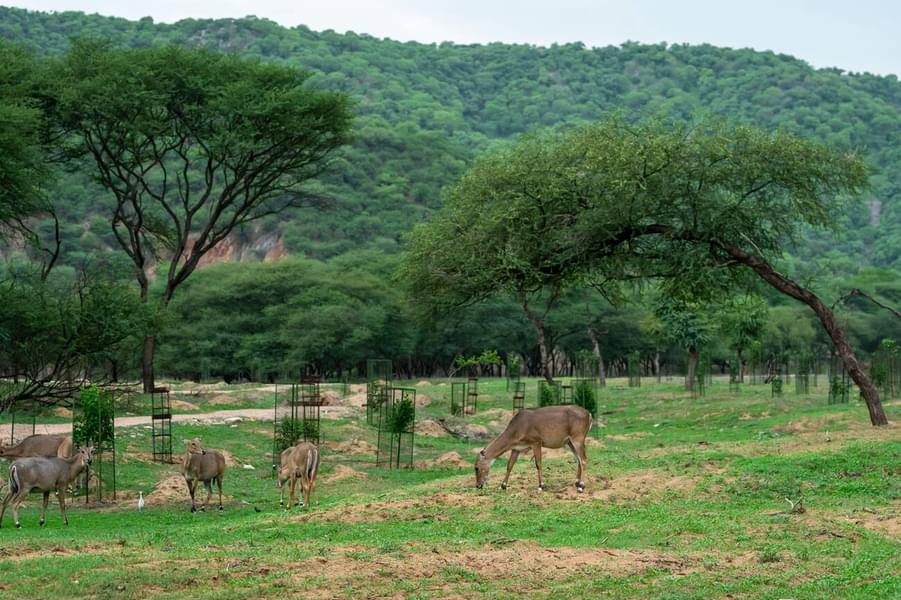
[137,491,145,511]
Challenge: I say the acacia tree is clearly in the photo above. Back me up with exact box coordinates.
[46,41,352,391]
[405,116,888,426]
[402,132,623,381]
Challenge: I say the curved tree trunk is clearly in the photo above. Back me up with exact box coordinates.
[724,244,887,426]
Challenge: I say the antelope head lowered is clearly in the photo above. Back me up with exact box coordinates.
[474,404,591,493]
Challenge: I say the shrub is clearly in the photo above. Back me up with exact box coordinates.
[573,380,597,416]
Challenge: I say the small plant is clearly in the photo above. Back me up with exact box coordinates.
[73,385,115,447]
[538,381,561,407]
[276,418,303,451]
[387,397,415,433]
[573,380,597,416]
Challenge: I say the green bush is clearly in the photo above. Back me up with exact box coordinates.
[72,385,115,448]
[538,382,561,407]
[387,397,415,433]
[573,380,597,416]
[276,418,303,451]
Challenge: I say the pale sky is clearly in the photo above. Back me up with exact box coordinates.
[7,0,901,76]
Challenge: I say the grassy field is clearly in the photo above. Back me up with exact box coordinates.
[0,377,898,599]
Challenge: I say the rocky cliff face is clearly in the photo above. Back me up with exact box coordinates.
[190,230,289,268]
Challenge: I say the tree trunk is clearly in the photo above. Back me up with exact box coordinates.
[587,326,606,385]
[654,348,661,383]
[724,243,887,426]
[737,348,745,383]
[141,334,156,393]
[685,347,698,392]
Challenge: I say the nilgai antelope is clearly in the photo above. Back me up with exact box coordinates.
[474,405,591,492]
[0,434,73,460]
[182,438,226,512]
[277,442,320,509]
[0,446,94,528]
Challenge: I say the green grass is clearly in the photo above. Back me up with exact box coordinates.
[1,378,899,599]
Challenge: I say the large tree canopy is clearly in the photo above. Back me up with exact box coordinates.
[42,40,353,391]
[404,117,888,425]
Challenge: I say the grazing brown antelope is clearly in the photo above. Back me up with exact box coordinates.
[475,405,591,492]
[0,434,73,460]
[277,442,320,509]
[0,446,94,528]
[181,438,226,512]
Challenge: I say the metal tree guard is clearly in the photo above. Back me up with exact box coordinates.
[512,380,526,411]
[466,377,479,415]
[151,387,173,463]
[376,387,415,469]
[366,359,393,426]
[72,386,116,502]
[451,381,468,416]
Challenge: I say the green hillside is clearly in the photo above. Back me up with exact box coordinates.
[1,6,900,268]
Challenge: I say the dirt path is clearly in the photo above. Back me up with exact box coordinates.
[0,406,357,439]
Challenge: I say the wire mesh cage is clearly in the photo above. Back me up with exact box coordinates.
[512,380,526,411]
[376,387,415,469]
[366,359,393,426]
[627,351,641,387]
[72,386,116,502]
[151,387,173,463]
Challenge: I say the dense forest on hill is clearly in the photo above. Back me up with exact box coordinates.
[2,6,900,266]
[1,7,900,384]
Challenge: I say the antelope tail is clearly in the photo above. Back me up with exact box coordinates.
[306,447,320,481]
[8,465,20,495]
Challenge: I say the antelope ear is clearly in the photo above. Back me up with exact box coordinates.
[479,450,486,457]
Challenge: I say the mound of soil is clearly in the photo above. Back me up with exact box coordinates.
[415,394,431,408]
[53,407,73,418]
[206,394,241,407]
[321,390,341,405]
[415,419,448,437]
[148,474,190,503]
[170,399,200,411]
[324,465,368,483]
[415,380,432,387]
[417,451,470,470]
[342,392,368,408]
[330,439,376,455]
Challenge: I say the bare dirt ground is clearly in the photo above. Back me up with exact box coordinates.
[0,406,358,439]
[286,541,696,598]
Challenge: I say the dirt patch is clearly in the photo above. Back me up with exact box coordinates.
[832,506,901,538]
[415,380,432,387]
[328,439,376,456]
[170,399,200,411]
[342,392,368,408]
[416,419,449,437]
[604,432,650,442]
[147,473,232,506]
[416,451,471,470]
[295,492,481,525]
[288,541,695,594]
[349,384,366,394]
[148,474,191,503]
[480,408,514,422]
[205,394,241,407]
[415,394,431,408]
[324,465,369,483]
[321,390,341,405]
[53,407,73,418]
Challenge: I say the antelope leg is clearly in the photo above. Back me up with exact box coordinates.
[0,489,11,528]
[203,481,212,511]
[217,476,223,511]
[57,487,68,526]
[533,445,544,490]
[566,439,586,491]
[40,491,50,526]
[501,450,521,490]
